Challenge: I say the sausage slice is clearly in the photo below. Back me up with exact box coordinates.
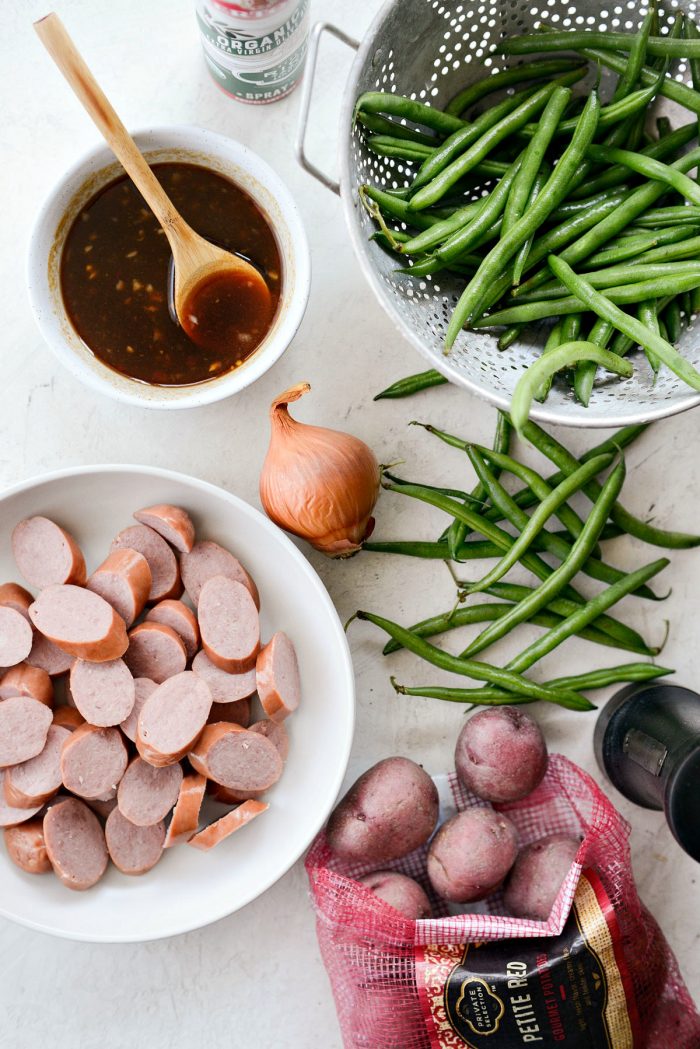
[163,772,206,848]
[136,671,212,767]
[124,622,187,684]
[105,807,165,875]
[0,607,33,668]
[3,819,51,874]
[26,632,75,677]
[209,782,263,805]
[43,798,108,890]
[117,757,183,827]
[119,677,157,742]
[0,770,43,827]
[0,664,54,707]
[52,706,85,732]
[68,658,135,727]
[60,723,128,800]
[208,699,251,728]
[133,505,195,554]
[29,585,128,663]
[4,725,71,808]
[0,582,33,620]
[249,719,290,760]
[189,723,282,792]
[191,650,256,704]
[111,525,181,603]
[199,577,260,674]
[86,549,152,628]
[145,601,199,661]
[0,696,53,767]
[180,540,259,609]
[256,632,300,722]
[12,517,86,589]
[188,800,268,852]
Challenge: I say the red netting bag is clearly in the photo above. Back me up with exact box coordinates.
[306,755,700,1049]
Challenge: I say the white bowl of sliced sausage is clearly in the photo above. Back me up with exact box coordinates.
[0,465,354,941]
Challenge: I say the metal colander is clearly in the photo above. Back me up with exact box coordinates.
[297,0,700,427]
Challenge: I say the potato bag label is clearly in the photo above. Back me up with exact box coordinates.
[415,872,640,1048]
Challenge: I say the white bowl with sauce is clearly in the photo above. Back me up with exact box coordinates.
[27,126,311,409]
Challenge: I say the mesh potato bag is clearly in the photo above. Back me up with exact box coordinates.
[306,755,700,1049]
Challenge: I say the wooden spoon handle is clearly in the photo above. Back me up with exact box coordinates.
[34,13,189,242]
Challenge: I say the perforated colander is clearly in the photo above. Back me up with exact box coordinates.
[297,0,700,427]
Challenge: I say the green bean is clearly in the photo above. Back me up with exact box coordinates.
[685,15,700,185]
[512,165,550,286]
[637,300,661,373]
[588,145,700,206]
[354,611,591,709]
[516,261,700,301]
[445,92,601,344]
[360,185,451,232]
[448,411,511,562]
[534,320,564,403]
[657,116,672,140]
[459,461,626,658]
[664,297,682,344]
[551,189,635,221]
[574,317,614,407]
[520,82,659,139]
[396,257,476,278]
[437,168,525,263]
[632,209,700,229]
[584,226,696,268]
[445,59,583,116]
[366,136,435,162]
[569,123,697,200]
[498,325,522,350]
[374,369,448,400]
[613,9,654,101]
[382,472,486,507]
[497,29,700,59]
[363,538,502,559]
[392,680,537,706]
[353,92,465,135]
[548,663,672,690]
[356,110,439,146]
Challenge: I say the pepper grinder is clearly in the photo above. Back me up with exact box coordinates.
[594,682,700,862]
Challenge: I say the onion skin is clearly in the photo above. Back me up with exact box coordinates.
[259,383,381,557]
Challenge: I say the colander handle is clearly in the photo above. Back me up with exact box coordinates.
[295,21,358,195]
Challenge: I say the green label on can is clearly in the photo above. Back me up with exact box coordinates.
[197,0,308,58]
[202,36,307,102]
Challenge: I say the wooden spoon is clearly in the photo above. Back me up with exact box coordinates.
[34,13,271,348]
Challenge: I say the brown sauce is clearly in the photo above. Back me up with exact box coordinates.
[59,162,282,386]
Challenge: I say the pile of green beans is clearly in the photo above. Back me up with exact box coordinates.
[357,11,700,423]
[357,410,697,711]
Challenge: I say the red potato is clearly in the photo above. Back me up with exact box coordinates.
[119,677,157,742]
[3,819,51,874]
[117,757,183,827]
[3,725,70,808]
[133,505,195,554]
[146,600,199,661]
[60,723,128,800]
[29,585,128,663]
[358,871,433,920]
[427,808,518,903]
[0,664,54,707]
[504,834,582,921]
[188,799,268,852]
[124,622,187,684]
[110,524,181,603]
[52,706,85,732]
[326,757,439,865]
[454,707,548,804]
[0,770,43,827]
[180,540,259,609]
[249,719,289,760]
[199,576,260,673]
[163,772,207,848]
[86,548,152,628]
[26,632,75,677]
[188,722,283,792]
[0,696,53,768]
[136,671,212,767]
[12,516,86,589]
[191,650,256,704]
[43,797,108,890]
[256,631,300,722]
[0,582,33,620]
[68,658,135,727]
[0,607,33,668]
[105,807,165,875]
[208,699,251,727]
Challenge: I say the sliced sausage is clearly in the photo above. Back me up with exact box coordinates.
[199,577,260,674]
[26,632,75,676]
[0,664,54,707]
[208,698,250,728]
[3,819,51,874]
[0,771,43,827]
[4,725,71,808]
[86,548,152,628]
[192,650,256,704]
[119,677,157,742]
[117,757,183,827]
[0,696,53,767]
[43,797,108,890]
[12,517,87,589]
[111,525,181,603]
[249,719,289,761]
[0,582,33,620]
[0,607,33,668]
[145,600,199,661]
[60,723,128,800]
[256,632,300,722]
[136,671,212,767]
[68,658,135,727]
[209,782,263,805]
[52,706,85,732]
[105,807,165,875]
[188,800,268,852]
[133,505,195,554]
[163,772,206,848]
[180,540,259,609]
[189,723,282,792]
[124,622,186,684]
[29,585,128,663]
[86,795,118,820]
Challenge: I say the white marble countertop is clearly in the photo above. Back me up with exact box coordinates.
[1,0,698,1045]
